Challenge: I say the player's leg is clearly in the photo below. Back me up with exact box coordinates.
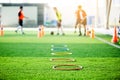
[78,19,82,36]
[15,26,21,33]
[61,26,65,35]
[83,19,87,36]
[118,27,120,35]
[21,27,24,34]
[79,24,82,36]
[15,20,21,33]
[83,24,86,36]
[57,21,60,35]
[74,20,78,33]
[59,20,65,35]
[20,20,24,34]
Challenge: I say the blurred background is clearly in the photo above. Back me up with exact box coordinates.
[0,0,120,28]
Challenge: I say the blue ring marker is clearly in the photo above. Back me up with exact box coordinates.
[51,47,69,52]
[51,44,67,48]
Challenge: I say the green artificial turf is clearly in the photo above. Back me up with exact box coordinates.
[96,34,120,45]
[0,31,120,80]
[0,57,120,80]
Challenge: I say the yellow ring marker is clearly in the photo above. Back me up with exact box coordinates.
[50,58,75,62]
[51,52,72,55]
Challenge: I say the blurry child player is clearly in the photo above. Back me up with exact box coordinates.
[53,7,65,35]
[74,5,87,36]
[15,6,28,34]
[118,16,120,35]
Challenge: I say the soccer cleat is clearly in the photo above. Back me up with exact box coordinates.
[57,33,59,35]
[22,32,25,35]
[62,33,65,36]
[79,33,82,36]
[74,31,77,33]
[84,34,86,36]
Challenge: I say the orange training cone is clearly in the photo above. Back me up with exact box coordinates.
[90,28,95,39]
[38,26,42,38]
[0,26,4,36]
[111,26,119,43]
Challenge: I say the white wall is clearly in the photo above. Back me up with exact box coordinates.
[1,6,37,27]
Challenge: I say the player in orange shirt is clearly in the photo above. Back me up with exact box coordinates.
[74,5,87,36]
[15,6,28,34]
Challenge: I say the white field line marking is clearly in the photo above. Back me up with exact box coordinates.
[95,36,120,49]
